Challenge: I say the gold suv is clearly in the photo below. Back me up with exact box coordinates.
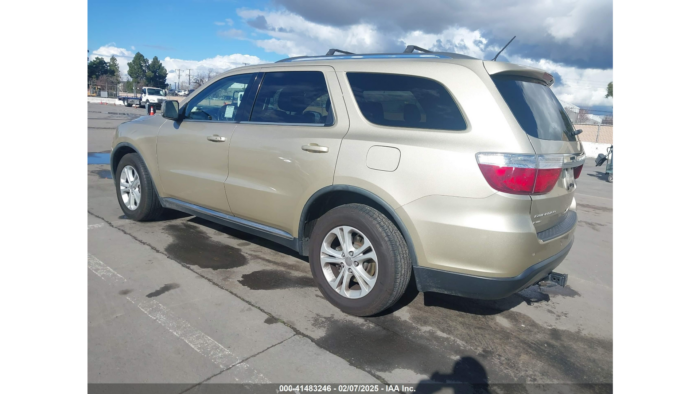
[110,47,585,316]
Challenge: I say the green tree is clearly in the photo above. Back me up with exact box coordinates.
[87,57,110,81]
[108,56,121,83]
[146,56,168,88]
[127,52,149,88]
[605,82,613,98]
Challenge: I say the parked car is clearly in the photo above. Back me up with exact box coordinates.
[177,90,188,96]
[110,47,584,316]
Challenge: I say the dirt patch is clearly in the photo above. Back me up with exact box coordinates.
[90,169,112,179]
[146,283,180,298]
[577,203,612,213]
[163,222,247,270]
[238,269,316,290]
[578,221,605,232]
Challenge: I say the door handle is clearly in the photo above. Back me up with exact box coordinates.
[302,144,329,153]
[207,135,226,142]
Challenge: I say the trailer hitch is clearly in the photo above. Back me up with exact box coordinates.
[540,272,568,287]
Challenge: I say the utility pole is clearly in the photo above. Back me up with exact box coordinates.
[175,69,181,91]
[187,69,192,89]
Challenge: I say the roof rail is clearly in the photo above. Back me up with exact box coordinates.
[326,48,355,56]
[403,45,432,54]
[275,50,477,63]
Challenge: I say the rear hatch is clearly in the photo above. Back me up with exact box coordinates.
[487,63,584,234]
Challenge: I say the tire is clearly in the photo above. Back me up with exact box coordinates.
[115,153,164,221]
[607,173,613,183]
[125,102,132,108]
[309,204,411,316]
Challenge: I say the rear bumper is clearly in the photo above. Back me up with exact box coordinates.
[414,239,573,299]
[396,194,576,278]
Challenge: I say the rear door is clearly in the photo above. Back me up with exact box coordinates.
[491,74,585,232]
[224,66,349,236]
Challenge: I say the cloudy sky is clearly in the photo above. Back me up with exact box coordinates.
[88,0,612,110]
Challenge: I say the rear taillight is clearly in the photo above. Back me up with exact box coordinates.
[477,164,538,194]
[476,153,584,195]
[573,164,583,179]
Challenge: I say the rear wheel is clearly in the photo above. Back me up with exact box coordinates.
[115,153,163,221]
[309,204,411,316]
[607,173,613,183]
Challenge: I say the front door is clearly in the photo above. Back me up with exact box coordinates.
[157,72,259,213]
[225,66,349,236]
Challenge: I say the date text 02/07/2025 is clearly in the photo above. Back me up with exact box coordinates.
[279,385,416,394]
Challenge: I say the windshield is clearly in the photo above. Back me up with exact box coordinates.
[146,88,165,96]
[492,75,576,141]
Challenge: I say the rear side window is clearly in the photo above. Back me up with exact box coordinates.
[347,73,466,131]
[492,75,576,141]
[250,71,333,125]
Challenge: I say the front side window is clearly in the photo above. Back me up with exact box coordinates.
[185,73,255,121]
[347,73,466,131]
[250,72,333,125]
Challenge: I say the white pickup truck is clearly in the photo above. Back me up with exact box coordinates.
[120,87,167,108]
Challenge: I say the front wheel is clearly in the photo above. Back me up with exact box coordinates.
[607,173,613,183]
[309,204,412,316]
[115,153,163,221]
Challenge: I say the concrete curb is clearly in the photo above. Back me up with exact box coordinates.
[88,97,125,105]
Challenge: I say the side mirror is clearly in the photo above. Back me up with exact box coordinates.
[163,100,181,121]
[573,129,583,136]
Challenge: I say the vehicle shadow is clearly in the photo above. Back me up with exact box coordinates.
[376,275,550,317]
[186,216,309,262]
[119,209,191,221]
[420,285,550,316]
[586,170,609,181]
[415,356,491,394]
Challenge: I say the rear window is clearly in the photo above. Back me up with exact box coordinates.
[347,73,466,131]
[492,75,576,141]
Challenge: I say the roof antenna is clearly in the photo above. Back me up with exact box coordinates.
[492,36,516,61]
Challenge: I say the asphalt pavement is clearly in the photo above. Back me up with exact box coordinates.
[87,103,613,392]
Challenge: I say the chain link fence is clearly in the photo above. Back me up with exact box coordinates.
[88,84,121,98]
[572,124,613,144]
[563,105,613,144]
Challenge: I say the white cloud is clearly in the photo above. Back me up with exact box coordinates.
[161,54,267,87]
[90,44,134,79]
[217,28,245,39]
[237,9,388,57]
[130,46,135,50]
[215,18,235,26]
[399,27,487,59]
[89,44,268,88]
[545,0,615,46]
